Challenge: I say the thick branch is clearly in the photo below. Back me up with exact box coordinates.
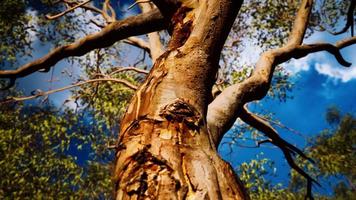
[207,0,314,146]
[207,0,356,147]
[0,9,167,87]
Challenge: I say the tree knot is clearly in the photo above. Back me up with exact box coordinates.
[159,98,202,130]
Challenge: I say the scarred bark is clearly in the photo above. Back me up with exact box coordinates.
[113,0,248,199]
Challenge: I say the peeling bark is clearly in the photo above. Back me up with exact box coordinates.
[114,1,247,199]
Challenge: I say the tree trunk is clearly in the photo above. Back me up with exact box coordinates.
[113,1,249,199]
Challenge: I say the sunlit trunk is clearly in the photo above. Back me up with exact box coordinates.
[113,1,249,199]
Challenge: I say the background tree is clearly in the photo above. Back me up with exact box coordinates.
[237,107,355,200]
[0,0,355,199]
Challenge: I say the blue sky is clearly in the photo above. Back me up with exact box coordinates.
[6,1,356,196]
[219,30,356,194]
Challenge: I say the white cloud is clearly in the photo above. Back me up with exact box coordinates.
[284,56,311,74]
[315,63,356,82]
[281,30,356,82]
[283,50,356,82]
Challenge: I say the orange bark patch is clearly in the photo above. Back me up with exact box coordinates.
[168,6,194,49]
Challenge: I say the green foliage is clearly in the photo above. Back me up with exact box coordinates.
[238,155,302,200]
[0,0,31,64]
[0,102,114,199]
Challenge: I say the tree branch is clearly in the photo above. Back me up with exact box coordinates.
[109,66,149,76]
[239,106,319,200]
[63,0,106,16]
[207,0,356,147]
[207,0,314,146]
[1,78,137,104]
[102,0,116,23]
[291,37,356,67]
[138,2,164,62]
[0,9,167,88]
[46,0,92,20]
[123,37,152,56]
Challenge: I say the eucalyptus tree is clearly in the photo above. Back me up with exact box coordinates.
[0,0,355,199]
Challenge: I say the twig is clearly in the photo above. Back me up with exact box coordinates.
[46,0,92,20]
[127,0,152,10]
[110,66,149,75]
[1,78,137,104]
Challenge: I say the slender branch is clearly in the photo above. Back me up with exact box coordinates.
[138,2,164,62]
[63,0,104,15]
[239,106,319,200]
[46,0,92,20]
[124,37,152,56]
[128,0,152,10]
[258,115,306,139]
[102,0,116,23]
[0,9,167,88]
[90,19,105,28]
[109,66,149,75]
[1,78,137,104]
[240,106,314,164]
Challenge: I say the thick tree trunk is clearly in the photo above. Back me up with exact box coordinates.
[113,1,248,199]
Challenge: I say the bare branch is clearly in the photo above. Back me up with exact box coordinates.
[128,0,152,10]
[0,9,167,88]
[109,66,149,75]
[1,78,137,104]
[102,0,116,23]
[258,115,306,139]
[138,2,164,61]
[124,37,151,55]
[291,38,356,67]
[63,0,103,15]
[46,0,92,20]
[239,106,319,200]
[90,19,105,28]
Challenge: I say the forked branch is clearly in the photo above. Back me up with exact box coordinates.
[208,0,315,146]
[207,0,356,146]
